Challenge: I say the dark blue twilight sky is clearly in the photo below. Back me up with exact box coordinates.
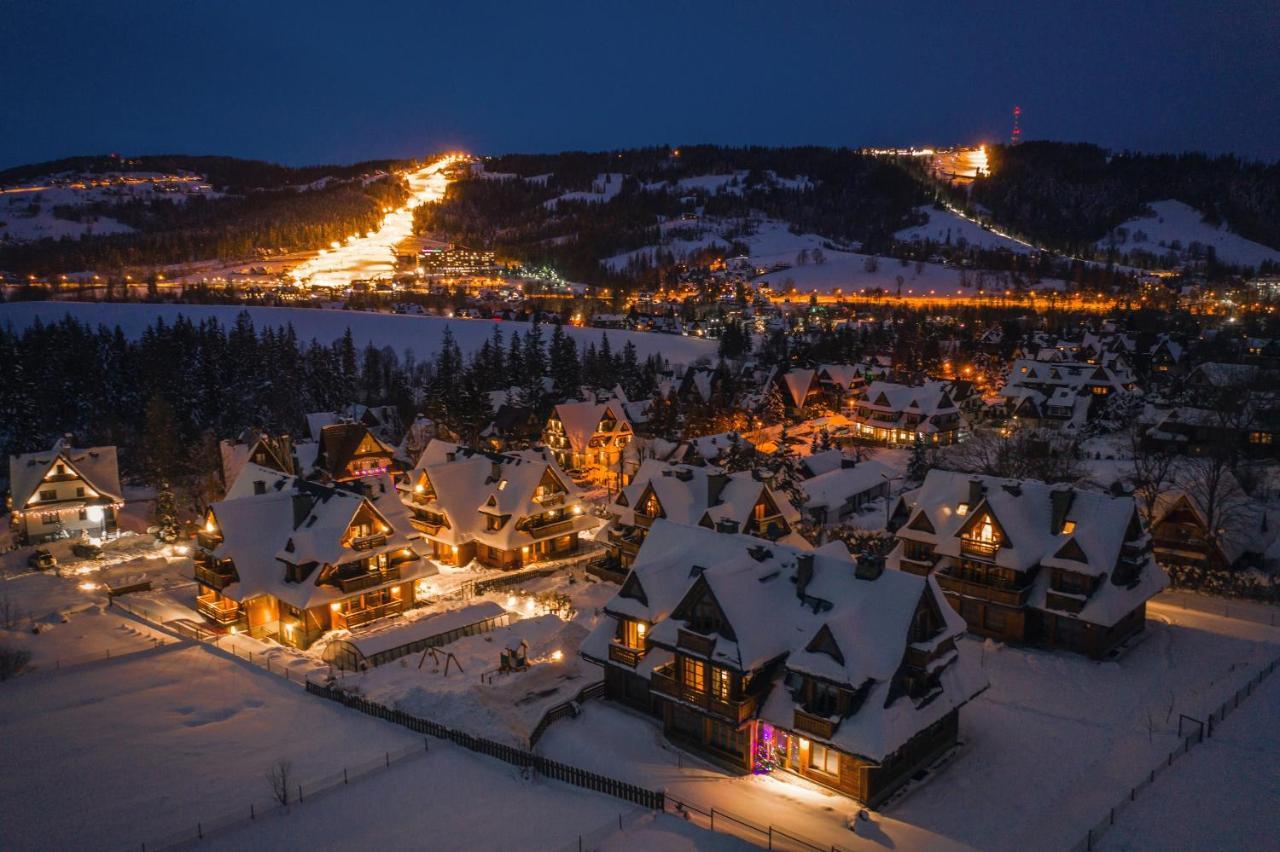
[2,0,1277,169]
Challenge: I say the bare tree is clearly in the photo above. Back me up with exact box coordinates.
[0,646,31,681]
[266,760,293,806]
[0,595,18,631]
[940,429,1083,484]
[1179,454,1251,564]
[1127,420,1177,523]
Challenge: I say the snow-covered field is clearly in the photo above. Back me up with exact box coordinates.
[1099,662,1280,851]
[539,599,1280,851]
[0,301,719,364]
[1099,199,1280,269]
[0,644,422,850]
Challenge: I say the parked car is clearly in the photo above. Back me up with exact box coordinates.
[27,548,56,571]
[71,542,103,559]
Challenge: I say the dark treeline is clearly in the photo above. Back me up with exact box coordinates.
[414,146,925,286]
[965,142,1280,259]
[0,313,665,499]
[1,160,411,276]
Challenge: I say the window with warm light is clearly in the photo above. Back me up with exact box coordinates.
[1061,520,1076,534]
[682,657,705,692]
[710,667,731,702]
[808,742,840,776]
[979,517,995,542]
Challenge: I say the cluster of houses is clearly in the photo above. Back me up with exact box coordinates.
[9,313,1278,810]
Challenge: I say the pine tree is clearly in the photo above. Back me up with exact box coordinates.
[907,434,929,483]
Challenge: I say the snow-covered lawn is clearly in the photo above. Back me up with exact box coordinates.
[1099,661,1280,851]
[539,599,1280,851]
[0,301,718,366]
[0,644,422,850]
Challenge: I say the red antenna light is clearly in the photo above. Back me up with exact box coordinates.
[1011,105,1022,145]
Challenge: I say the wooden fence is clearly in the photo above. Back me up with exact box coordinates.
[528,680,606,748]
[306,680,663,811]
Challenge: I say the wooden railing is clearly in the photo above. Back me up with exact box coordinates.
[339,600,401,629]
[525,517,576,539]
[335,566,400,594]
[349,533,388,552]
[936,572,1030,607]
[650,667,756,723]
[960,538,999,560]
[633,513,654,529]
[608,644,645,667]
[196,596,242,625]
[194,563,237,590]
[793,708,837,739]
[1046,591,1087,614]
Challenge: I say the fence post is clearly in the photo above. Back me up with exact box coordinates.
[198,822,203,839]
[386,751,390,767]
[251,803,255,820]
[298,784,303,802]
[344,767,348,784]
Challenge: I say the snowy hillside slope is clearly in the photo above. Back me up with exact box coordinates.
[1099,199,1280,268]
[895,205,1034,253]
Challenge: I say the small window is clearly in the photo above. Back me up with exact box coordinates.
[39,489,57,502]
[956,503,969,516]
[682,657,705,692]
[808,742,840,776]
[1061,520,1076,534]
[76,487,86,498]
[710,667,731,702]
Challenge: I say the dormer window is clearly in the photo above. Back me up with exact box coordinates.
[1061,520,1076,535]
[497,479,508,491]
[956,503,969,516]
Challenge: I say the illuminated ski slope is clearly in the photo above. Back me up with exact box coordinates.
[290,154,461,287]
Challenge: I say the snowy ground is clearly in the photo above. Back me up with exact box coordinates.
[1098,199,1280,269]
[0,301,718,365]
[539,599,1280,851]
[0,643,422,850]
[1099,662,1280,851]
[332,569,618,747]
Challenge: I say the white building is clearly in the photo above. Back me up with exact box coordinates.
[8,440,124,544]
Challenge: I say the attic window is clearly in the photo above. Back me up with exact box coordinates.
[956,503,969,516]
[1061,520,1076,535]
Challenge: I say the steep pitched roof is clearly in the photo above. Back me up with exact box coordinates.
[9,440,123,508]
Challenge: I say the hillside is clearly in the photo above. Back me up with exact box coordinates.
[962,142,1280,268]
[0,155,412,275]
[413,145,927,286]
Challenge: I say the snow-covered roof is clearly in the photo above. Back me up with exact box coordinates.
[599,520,985,762]
[615,461,799,534]
[801,461,893,514]
[891,470,1166,626]
[549,399,632,453]
[9,439,123,509]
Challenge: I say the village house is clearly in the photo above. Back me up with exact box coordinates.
[7,439,124,545]
[399,447,596,569]
[850,381,961,446]
[583,521,986,806]
[604,460,802,567]
[1148,484,1273,572]
[799,460,894,528]
[306,404,403,445]
[219,429,309,490]
[306,422,404,483]
[193,464,431,649]
[542,399,634,488]
[997,358,1136,431]
[887,471,1166,659]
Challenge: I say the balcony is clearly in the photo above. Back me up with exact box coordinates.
[904,636,954,669]
[677,628,716,657]
[651,667,757,724]
[196,531,222,550]
[349,533,388,552]
[536,492,566,508]
[334,566,400,594]
[197,596,243,626]
[936,571,1030,607]
[608,643,645,667]
[525,517,576,539]
[793,708,837,740]
[195,562,237,591]
[633,513,654,529]
[1045,591,1087,614]
[960,538,1000,560]
[338,600,401,630]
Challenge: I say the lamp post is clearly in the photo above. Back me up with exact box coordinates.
[881,472,904,530]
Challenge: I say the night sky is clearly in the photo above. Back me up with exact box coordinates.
[3,0,1278,169]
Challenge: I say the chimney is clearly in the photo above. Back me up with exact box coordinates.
[967,478,985,507]
[716,518,739,534]
[1050,487,1075,534]
[707,472,729,505]
[855,553,885,581]
[253,480,265,495]
[794,553,814,600]
[675,468,694,482]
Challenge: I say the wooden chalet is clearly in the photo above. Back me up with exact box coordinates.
[850,381,961,446]
[7,440,123,545]
[542,399,634,488]
[193,464,431,649]
[605,460,802,567]
[888,471,1167,659]
[308,422,403,483]
[399,447,596,569]
[583,521,986,806]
